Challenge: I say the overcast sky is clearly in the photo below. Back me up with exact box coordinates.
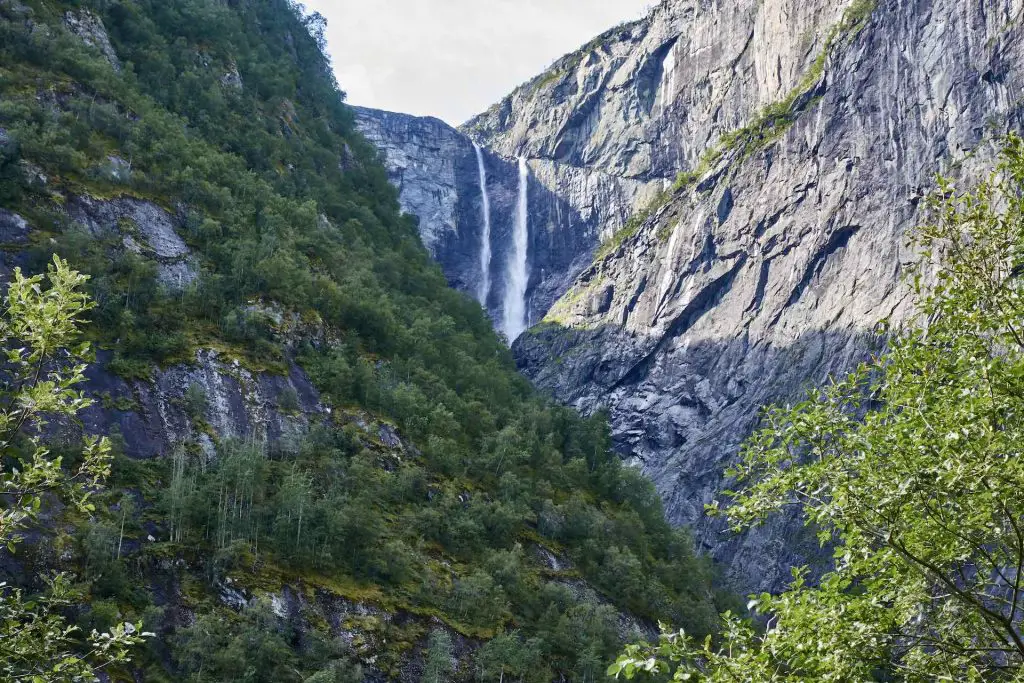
[302,0,653,126]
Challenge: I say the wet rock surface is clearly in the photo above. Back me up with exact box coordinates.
[354,106,624,333]
[500,0,1024,593]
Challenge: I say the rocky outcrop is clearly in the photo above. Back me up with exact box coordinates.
[67,196,198,287]
[63,9,120,71]
[478,0,1024,592]
[79,348,326,461]
[354,108,467,255]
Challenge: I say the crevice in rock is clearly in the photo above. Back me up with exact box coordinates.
[785,224,861,308]
[611,255,748,391]
[747,258,772,313]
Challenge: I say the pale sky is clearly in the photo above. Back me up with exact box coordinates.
[302,0,654,126]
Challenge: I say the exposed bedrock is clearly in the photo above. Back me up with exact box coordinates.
[357,0,1024,593]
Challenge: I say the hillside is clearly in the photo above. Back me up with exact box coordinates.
[0,0,729,680]
[464,0,1024,592]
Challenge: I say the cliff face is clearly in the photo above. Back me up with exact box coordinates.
[340,0,1024,593]
[354,106,640,335]
[495,0,1024,592]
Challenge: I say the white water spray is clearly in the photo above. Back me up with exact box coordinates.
[472,142,493,307]
[661,43,677,112]
[502,156,530,342]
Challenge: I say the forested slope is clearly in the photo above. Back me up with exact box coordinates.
[0,0,727,680]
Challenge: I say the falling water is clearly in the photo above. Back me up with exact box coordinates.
[502,156,530,342]
[661,43,677,112]
[472,142,493,307]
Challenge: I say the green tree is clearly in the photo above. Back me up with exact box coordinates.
[422,628,454,683]
[0,256,147,681]
[474,631,549,683]
[174,599,297,682]
[612,138,1024,680]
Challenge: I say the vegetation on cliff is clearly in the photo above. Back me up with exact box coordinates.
[612,138,1024,680]
[0,256,148,681]
[0,0,727,680]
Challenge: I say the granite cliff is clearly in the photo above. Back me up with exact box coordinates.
[353,106,647,338]
[360,0,1024,592]
[0,1,728,678]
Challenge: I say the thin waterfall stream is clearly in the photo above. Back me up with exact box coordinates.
[472,142,493,307]
[502,156,530,342]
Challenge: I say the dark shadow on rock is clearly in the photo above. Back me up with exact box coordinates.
[514,321,886,595]
[74,349,328,461]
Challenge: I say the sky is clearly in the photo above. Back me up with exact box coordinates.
[301,0,654,126]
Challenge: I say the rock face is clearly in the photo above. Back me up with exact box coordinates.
[63,9,120,71]
[353,106,637,336]
[467,0,1024,592]
[67,196,198,287]
[78,348,326,461]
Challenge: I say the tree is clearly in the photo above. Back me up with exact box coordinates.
[612,138,1024,681]
[422,629,454,683]
[474,631,550,683]
[0,256,148,681]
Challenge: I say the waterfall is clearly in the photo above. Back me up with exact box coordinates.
[502,156,530,342]
[472,142,493,307]
[661,43,677,112]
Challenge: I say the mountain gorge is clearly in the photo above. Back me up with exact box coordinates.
[360,0,1024,593]
[2,0,1023,679]
[0,0,731,680]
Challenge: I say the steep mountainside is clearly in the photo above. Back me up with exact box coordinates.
[353,107,598,329]
[440,0,1024,591]
[0,0,728,680]
[354,106,646,337]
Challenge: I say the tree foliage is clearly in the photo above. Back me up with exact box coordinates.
[0,0,728,678]
[0,257,147,681]
[612,138,1024,681]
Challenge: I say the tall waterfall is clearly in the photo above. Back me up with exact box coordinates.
[472,143,493,307]
[502,156,530,342]
[661,43,677,112]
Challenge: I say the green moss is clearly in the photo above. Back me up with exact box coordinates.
[543,278,602,325]
[100,391,139,412]
[594,186,673,260]
[597,0,878,257]
[531,67,566,93]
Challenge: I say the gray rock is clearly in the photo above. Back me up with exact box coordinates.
[220,62,243,91]
[216,579,250,611]
[19,161,47,189]
[102,155,132,184]
[0,209,29,245]
[66,195,197,288]
[498,0,1024,593]
[354,108,461,254]
[63,10,120,72]
[378,423,402,450]
[78,348,328,460]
